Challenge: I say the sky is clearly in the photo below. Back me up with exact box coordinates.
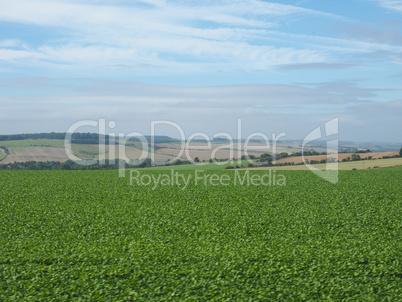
[0,0,401,142]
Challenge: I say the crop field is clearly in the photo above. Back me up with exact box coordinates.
[0,143,176,164]
[275,152,399,165]
[251,157,402,171]
[154,142,306,161]
[1,147,71,164]
[1,168,402,300]
[149,160,252,171]
[0,149,6,161]
[156,142,306,155]
[0,139,66,148]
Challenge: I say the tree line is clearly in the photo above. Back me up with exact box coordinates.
[0,133,176,145]
[0,159,153,170]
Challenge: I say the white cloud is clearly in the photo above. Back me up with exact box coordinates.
[376,0,402,12]
[0,39,27,48]
[0,0,401,142]
[0,0,368,71]
[0,49,35,61]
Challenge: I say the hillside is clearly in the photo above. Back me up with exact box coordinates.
[0,134,400,167]
[274,151,399,165]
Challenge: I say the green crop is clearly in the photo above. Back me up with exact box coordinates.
[0,168,401,300]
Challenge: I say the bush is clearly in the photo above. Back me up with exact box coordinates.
[351,154,361,161]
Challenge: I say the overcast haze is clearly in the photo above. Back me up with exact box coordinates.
[0,0,401,142]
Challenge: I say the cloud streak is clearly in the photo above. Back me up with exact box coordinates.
[1,0,397,73]
[0,1,401,142]
[375,0,402,12]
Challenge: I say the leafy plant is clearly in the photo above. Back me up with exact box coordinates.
[0,168,401,300]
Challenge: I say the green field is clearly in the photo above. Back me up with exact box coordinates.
[0,149,6,161]
[149,160,252,171]
[0,139,65,148]
[1,168,402,300]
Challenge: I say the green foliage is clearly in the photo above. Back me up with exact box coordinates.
[149,160,252,171]
[258,153,273,166]
[0,133,108,145]
[137,158,152,168]
[0,132,67,141]
[0,168,402,300]
[0,133,177,145]
[351,153,361,161]
[0,139,65,148]
[0,146,9,155]
[400,148,402,157]
[0,147,8,161]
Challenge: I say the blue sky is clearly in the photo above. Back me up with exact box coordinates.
[0,0,401,142]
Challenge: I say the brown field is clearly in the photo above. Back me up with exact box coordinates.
[246,157,402,171]
[274,152,398,164]
[155,142,280,161]
[2,143,399,166]
[154,142,340,160]
[157,142,301,153]
[2,147,71,164]
[156,148,263,161]
[2,145,176,164]
[117,146,175,162]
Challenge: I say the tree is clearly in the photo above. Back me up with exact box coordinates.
[259,153,273,166]
[194,157,200,163]
[351,153,361,161]
[399,148,402,157]
[172,159,182,165]
[138,158,152,168]
[60,162,71,170]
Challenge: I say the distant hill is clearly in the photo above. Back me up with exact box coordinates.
[0,133,400,167]
[0,133,178,144]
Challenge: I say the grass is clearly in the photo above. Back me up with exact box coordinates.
[146,160,252,171]
[0,139,65,147]
[0,149,6,161]
[70,144,102,159]
[0,167,402,300]
[9,147,23,155]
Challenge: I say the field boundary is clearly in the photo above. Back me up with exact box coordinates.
[246,157,402,171]
[0,146,9,161]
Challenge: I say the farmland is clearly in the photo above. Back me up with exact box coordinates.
[0,143,176,164]
[1,168,402,300]
[147,160,252,171]
[1,137,401,170]
[0,139,66,148]
[0,149,6,161]
[275,151,399,165]
[250,157,402,171]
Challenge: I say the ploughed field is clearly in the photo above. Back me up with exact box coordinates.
[1,168,401,300]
